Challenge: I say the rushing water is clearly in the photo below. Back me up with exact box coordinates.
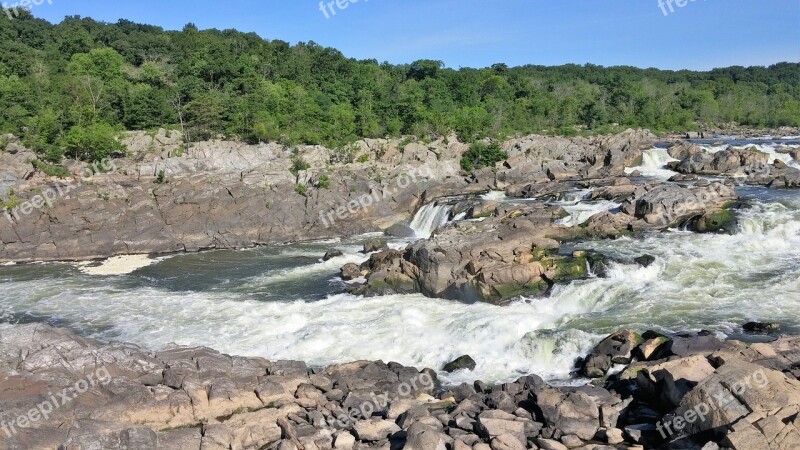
[409,202,453,238]
[1,142,799,385]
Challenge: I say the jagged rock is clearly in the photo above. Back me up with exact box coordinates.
[670,358,800,442]
[468,200,499,219]
[537,389,601,441]
[537,438,569,450]
[323,249,344,261]
[384,223,416,238]
[340,263,363,281]
[634,333,670,361]
[581,330,644,378]
[619,182,736,228]
[333,431,356,449]
[443,355,477,373]
[6,321,800,450]
[668,142,704,160]
[477,412,526,444]
[743,322,781,333]
[352,419,401,441]
[490,433,527,450]
[636,354,717,409]
[347,202,605,303]
[362,239,388,253]
[634,255,656,268]
[403,422,448,450]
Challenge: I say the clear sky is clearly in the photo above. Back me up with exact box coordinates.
[29,0,800,70]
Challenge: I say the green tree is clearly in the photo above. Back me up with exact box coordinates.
[63,122,125,161]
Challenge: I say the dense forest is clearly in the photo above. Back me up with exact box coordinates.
[1,11,799,163]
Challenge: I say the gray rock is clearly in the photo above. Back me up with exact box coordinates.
[363,238,388,253]
[323,249,344,261]
[537,438,569,450]
[403,422,448,450]
[490,433,527,450]
[353,419,401,442]
[743,321,781,333]
[340,263,363,281]
[444,355,477,373]
[537,389,600,441]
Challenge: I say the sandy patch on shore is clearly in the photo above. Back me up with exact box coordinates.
[79,255,157,275]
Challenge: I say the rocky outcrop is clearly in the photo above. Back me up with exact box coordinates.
[345,179,738,303]
[0,134,466,262]
[347,203,604,304]
[498,129,657,188]
[618,181,737,230]
[578,329,800,449]
[0,129,659,263]
[3,323,800,449]
[671,146,800,187]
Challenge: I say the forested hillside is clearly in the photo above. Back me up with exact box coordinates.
[1,11,799,163]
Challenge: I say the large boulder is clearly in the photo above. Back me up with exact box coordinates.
[537,389,601,441]
[619,182,736,228]
[667,358,800,446]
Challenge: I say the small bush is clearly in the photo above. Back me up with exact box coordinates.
[317,175,331,189]
[460,142,508,172]
[356,153,370,163]
[2,193,21,213]
[41,145,66,164]
[289,150,311,177]
[295,183,308,196]
[330,144,357,165]
[154,170,166,184]
[63,123,125,162]
[32,160,70,178]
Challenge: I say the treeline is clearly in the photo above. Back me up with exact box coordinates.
[1,11,799,162]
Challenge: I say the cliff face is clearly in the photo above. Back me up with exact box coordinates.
[0,130,656,263]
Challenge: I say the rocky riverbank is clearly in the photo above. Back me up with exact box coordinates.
[0,128,775,263]
[1,323,798,450]
[3,128,798,265]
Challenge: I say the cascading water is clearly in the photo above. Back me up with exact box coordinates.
[625,148,679,180]
[2,140,800,385]
[409,202,453,238]
[700,143,800,169]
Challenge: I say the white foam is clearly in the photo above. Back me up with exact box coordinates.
[0,283,600,384]
[4,193,800,385]
[78,255,159,276]
[557,200,620,227]
[481,191,508,201]
[699,143,800,169]
[625,148,679,180]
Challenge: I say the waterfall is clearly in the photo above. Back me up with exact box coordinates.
[641,148,678,169]
[410,202,452,238]
[625,148,679,180]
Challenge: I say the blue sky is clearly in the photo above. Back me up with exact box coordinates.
[29,0,800,70]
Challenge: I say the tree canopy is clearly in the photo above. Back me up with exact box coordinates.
[1,12,798,162]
